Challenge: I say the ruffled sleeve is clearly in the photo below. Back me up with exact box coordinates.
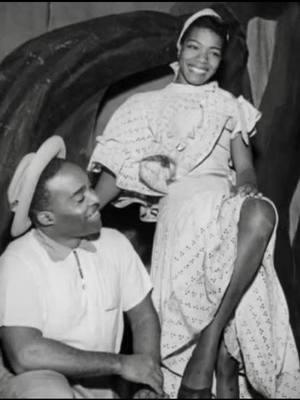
[230,96,262,145]
[88,95,142,177]
[88,93,171,197]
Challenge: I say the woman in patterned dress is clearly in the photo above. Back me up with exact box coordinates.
[88,8,300,399]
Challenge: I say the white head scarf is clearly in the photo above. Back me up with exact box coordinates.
[176,8,223,52]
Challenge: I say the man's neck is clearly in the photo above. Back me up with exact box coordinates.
[37,227,81,250]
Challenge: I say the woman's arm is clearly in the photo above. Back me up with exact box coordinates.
[94,168,121,209]
[230,134,262,197]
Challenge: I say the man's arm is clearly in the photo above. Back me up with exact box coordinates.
[126,293,161,363]
[126,293,164,398]
[0,326,162,394]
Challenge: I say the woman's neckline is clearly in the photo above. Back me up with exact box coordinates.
[167,80,219,93]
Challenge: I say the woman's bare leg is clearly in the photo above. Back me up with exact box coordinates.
[178,198,276,398]
[216,338,239,398]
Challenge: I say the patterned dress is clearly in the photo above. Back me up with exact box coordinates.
[88,81,300,398]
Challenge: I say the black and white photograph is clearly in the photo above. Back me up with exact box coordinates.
[0,2,299,398]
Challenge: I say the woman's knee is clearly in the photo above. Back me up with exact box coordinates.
[5,370,74,398]
[241,198,276,237]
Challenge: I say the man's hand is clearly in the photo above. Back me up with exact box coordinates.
[119,354,163,396]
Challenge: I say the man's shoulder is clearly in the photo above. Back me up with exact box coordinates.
[94,227,129,248]
[93,228,139,264]
[0,231,37,279]
[1,230,35,260]
[99,226,126,239]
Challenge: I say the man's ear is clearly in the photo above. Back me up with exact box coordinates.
[36,211,55,227]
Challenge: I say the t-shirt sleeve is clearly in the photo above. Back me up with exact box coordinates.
[116,233,153,312]
[0,253,43,330]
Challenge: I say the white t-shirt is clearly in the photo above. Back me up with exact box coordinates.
[0,227,152,353]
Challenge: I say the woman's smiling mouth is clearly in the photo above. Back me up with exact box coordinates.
[189,65,208,74]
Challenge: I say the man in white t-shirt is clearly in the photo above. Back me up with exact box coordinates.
[0,136,163,399]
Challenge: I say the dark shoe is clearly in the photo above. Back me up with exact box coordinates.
[177,384,212,399]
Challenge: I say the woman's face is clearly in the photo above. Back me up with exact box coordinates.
[176,26,223,86]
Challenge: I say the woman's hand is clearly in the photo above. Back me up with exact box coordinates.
[234,183,263,198]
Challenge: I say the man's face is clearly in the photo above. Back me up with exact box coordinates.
[46,162,102,238]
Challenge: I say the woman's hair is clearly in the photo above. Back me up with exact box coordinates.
[179,15,229,51]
